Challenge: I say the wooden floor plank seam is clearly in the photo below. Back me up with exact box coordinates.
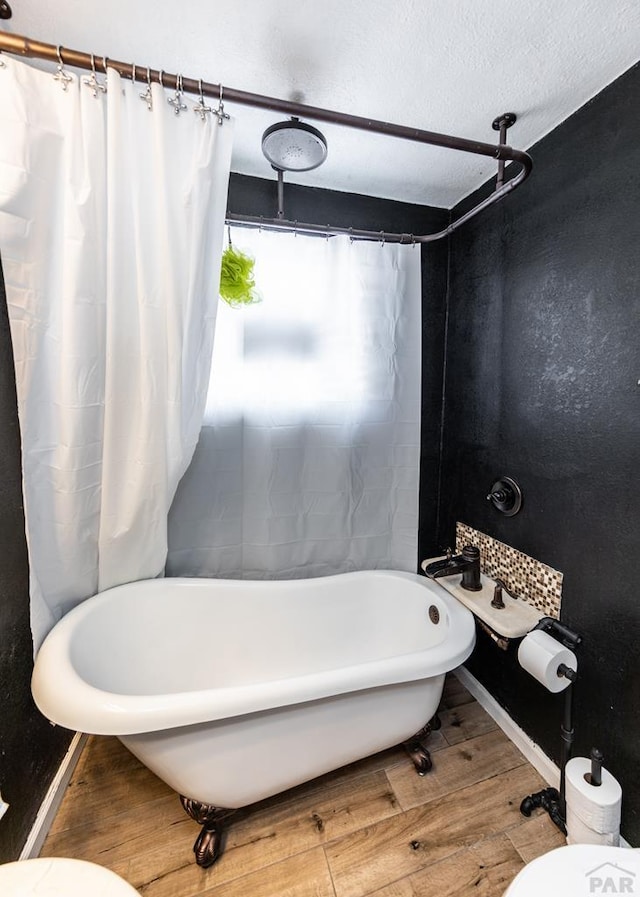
[41,675,563,897]
[322,844,341,897]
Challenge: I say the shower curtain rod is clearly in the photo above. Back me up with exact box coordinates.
[0,31,533,243]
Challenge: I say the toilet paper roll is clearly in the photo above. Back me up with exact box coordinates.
[565,756,622,843]
[517,629,577,692]
[566,810,620,846]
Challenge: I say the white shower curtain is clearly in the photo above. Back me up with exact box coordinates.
[0,57,233,650]
[167,227,422,579]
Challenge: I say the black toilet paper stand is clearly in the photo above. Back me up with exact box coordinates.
[519,617,582,834]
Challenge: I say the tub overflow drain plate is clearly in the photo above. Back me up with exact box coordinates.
[428,605,440,625]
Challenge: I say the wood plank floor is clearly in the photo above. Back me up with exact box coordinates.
[41,674,564,896]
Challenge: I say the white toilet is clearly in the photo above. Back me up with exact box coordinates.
[505,844,640,895]
[0,857,139,895]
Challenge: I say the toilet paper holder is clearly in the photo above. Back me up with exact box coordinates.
[519,616,582,834]
[533,615,582,651]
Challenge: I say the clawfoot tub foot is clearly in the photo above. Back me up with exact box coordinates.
[402,714,440,776]
[180,797,235,868]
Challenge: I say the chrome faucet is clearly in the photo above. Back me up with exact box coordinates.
[423,545,482,592]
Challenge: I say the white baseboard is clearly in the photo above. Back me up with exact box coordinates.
[453,666,632,848]
[453,665,561,788]
[20,731,87,859]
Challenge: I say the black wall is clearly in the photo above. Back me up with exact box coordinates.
[0,263,73,861]
[438,63,640,841]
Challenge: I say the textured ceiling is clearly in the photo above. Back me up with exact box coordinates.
[3,0,640,208]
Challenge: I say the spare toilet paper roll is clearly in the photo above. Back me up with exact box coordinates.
[566,812,620,846]
[565,756,622,845]
[517,629,577,692]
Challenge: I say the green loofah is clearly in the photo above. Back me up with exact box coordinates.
[219,244,261,307]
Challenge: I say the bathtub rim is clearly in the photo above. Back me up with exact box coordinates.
[31,570,475,736]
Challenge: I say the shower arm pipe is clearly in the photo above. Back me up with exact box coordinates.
[0,31,533,243]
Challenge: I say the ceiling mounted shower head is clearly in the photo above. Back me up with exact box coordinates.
[261,117,328,172]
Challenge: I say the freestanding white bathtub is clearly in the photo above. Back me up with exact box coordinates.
[32,571,475,866]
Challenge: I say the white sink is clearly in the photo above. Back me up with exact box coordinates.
[421,557,544,639]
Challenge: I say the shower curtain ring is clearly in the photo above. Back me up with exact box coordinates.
[194,78,212,121]
[53,45,73,91]
[131,62,136,82]
[159,69,165,88]
[82,53,96,96]
[349,227,354,244]
[168,72,187,115]
[82,52,107,97]
[140,66,153,110]
[294,220,298,237]
[215,84,230,125]
[379,231,385,246]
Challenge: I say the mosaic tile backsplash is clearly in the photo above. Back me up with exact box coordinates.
[456,523,563,619]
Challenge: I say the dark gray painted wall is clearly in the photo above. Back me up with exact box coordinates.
[0,262,72,861]
[438,62,640,841]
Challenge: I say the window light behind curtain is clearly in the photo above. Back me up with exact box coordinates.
[167,227,422,578]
